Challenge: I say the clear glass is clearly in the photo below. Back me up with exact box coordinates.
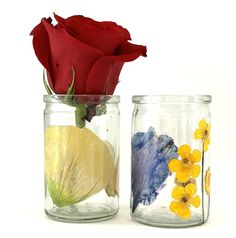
[131,95,211,227]
[44,95,120,222]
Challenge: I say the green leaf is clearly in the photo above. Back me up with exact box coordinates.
[75,117,85,128]
[96,104,107,116]
[66,67,75,95]
[76,104,87,118]
[75,105,86,128]
[64,67,75,103]
[43,70,53,95]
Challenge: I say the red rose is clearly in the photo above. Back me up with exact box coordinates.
[30,14,147,95]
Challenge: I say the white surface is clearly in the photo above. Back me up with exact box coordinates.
[0,0,236,237]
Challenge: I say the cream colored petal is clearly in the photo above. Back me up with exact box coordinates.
[45,126,114,207]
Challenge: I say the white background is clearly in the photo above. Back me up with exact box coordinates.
[0,0,236,237]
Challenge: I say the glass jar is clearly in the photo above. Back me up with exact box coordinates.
[44,95,120,222]
[131,95,211,227]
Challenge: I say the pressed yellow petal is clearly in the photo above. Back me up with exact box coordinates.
[199,119,207,130]
[194,129,203,139]
[168,159,181,172]
[207,123,211,134]
[205,168,211,195]
[178,144,191,158]
[190,150,201,163]
[185,183,197,196]
[206,136,210,145]
[190,165,201,178]
[176,169,190,183]
[191,195,200,208]
[172,186,185,200]
[204,142,209,152]
[170,201,181,213]
[178,206,191,219]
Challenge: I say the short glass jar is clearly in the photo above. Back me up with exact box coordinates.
[131,95,211,227]
[44,95,120,222]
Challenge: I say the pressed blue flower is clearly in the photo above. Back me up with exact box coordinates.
[131,127,178,212]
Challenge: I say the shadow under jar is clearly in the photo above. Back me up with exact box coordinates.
[44,95,120,222]
[131,95,212,228]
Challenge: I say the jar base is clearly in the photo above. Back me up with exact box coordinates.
[45,203,118,223]
[131,207,208,228]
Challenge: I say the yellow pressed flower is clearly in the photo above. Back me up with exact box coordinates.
[205,168,211,195]
[194,119,211,152]
[175,177,196,187]
[170,183,200,219]
[168,144,201,183]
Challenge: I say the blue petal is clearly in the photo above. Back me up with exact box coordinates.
[131,128,178,212]
[131,127,155,151]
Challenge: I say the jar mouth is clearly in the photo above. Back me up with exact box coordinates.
[132,95,212,104]
[43,95,120,104]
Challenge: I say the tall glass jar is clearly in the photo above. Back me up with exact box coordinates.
[131,95,211,227]
[44,95,120,222]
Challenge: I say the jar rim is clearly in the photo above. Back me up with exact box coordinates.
[43,95,120,104]
[132,95,212,104]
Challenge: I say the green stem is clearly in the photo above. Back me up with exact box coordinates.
[201,144,205,223]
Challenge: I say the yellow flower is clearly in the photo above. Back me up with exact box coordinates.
[168,144,201,183]
[175,177,196,187]
[205,168,211,195]
[170,183,200,219]
[194,119,211,152]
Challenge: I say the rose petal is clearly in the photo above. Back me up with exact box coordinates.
[75,31,131,55]
[55,14,131,55]
[85,57,123,94]
[41,19,103,94]
[30,18,54,88]
[86,42,146,94]
[116,41,147,57]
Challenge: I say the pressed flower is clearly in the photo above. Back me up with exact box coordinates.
[131,127,178,212]
[205,168,211,195]
[106,158,119,197]
[45,126,114,207]
[168,144,201,183]
[194,119,211,152]
[175,178,196,187]
[170,183,200,219]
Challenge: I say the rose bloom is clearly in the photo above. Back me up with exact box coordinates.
[31,14,147,94]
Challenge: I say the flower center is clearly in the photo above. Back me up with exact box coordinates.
[203,129,209,139]
[183,158,189,164]
[182,158,192,168]
[181,196,189,203]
